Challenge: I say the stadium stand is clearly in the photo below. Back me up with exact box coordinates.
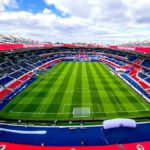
[0,45,149,103]
[0,42,150,149]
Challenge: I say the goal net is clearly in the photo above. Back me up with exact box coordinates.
[73,107,90,118]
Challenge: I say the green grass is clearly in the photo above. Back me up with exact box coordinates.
[1,62,150,121]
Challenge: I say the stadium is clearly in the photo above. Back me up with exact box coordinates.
[0,0,150,149]
[0,39,150,149]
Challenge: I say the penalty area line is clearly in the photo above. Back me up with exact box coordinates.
[9,111,71,115]
[9,109,149,115]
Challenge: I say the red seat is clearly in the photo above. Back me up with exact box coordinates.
[129,69,138,76]
[39,58,63,70]
[129,69,150,90]
[19,74,30,81]
[0,89,11,100]
[8,81,22,89]
[146,89,150,94]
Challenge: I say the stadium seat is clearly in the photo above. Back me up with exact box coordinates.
[0,89,11,100]
[8,81,22,90]
[0,76,14,86]
[141,59,150,68]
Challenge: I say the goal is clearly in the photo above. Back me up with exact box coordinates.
[73,107,90,118]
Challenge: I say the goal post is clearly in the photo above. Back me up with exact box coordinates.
[73,107,90,118]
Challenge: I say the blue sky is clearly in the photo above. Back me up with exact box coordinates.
[0,0,150,43]
[17,0,49,13]
[6,0,65,17]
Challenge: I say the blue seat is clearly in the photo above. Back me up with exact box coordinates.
[141,59,150,68]
[145,78,150,84]
[138,72,148,79]
[121,73,150,99]
[0,76,14,85]
[10,71,24,79]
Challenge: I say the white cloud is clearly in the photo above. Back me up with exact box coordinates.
[43,8,52,15]
[45,0,94,18]
[45,0,150,26]
[0,0,150,43]
[44,0,150,37]
[0,0,18,11]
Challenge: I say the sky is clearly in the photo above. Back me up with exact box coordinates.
[0,0,150,43]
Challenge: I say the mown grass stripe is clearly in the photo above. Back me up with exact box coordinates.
[93,63,125,113]
[81,62,92,112]
[45,62,75,118]
[1,62,150,121]
[110,75,146,111]
[100,63,147,112]
[56,62,79,120]
[90,64,116,113]
[85,62,105,117]
[36,63,73,114]
[69,62,82,118]
[14,62,68,114]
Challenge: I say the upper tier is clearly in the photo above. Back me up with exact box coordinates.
[0,43,150,53]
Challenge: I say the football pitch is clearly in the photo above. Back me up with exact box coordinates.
[1,62,150,121]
